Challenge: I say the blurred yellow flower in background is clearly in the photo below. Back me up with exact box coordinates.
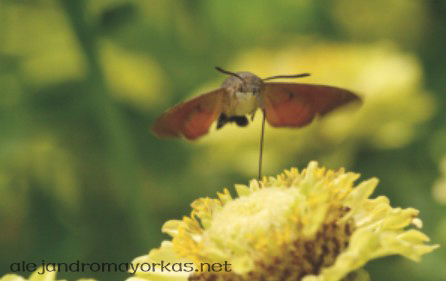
[129,162,438,281]
[99,40,167,111]
[432,156,446,204]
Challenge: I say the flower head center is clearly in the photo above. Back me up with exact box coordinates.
[205,187,298,249]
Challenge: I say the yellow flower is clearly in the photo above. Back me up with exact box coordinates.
[0,266,95,281]
[129,162,438,281]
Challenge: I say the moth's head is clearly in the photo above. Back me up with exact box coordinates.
[216,67,311,94]
[220,71,264,94]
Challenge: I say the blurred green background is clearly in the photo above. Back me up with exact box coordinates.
[1,0,445,280]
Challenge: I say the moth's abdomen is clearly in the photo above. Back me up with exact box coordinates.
[225,91,258,116]
[216,113,249,129]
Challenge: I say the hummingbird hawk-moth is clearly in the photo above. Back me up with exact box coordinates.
[152,67,361,140]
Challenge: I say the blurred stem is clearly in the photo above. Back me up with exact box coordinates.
[59,0,149,245]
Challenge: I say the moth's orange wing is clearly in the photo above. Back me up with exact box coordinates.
[262,83,361,127]
[152,89,225,140]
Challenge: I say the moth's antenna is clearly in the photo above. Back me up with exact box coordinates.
[263,73,311,81]
[215,66,245,83]
[258,109,266,181]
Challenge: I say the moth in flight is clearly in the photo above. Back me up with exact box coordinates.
[152,67,361,140]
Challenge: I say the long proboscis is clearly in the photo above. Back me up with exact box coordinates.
[215,67,311,181]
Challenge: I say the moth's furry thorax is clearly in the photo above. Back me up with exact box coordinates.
[220,72,264,118]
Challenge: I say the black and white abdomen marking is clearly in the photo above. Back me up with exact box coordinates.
[216,114,248,129]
